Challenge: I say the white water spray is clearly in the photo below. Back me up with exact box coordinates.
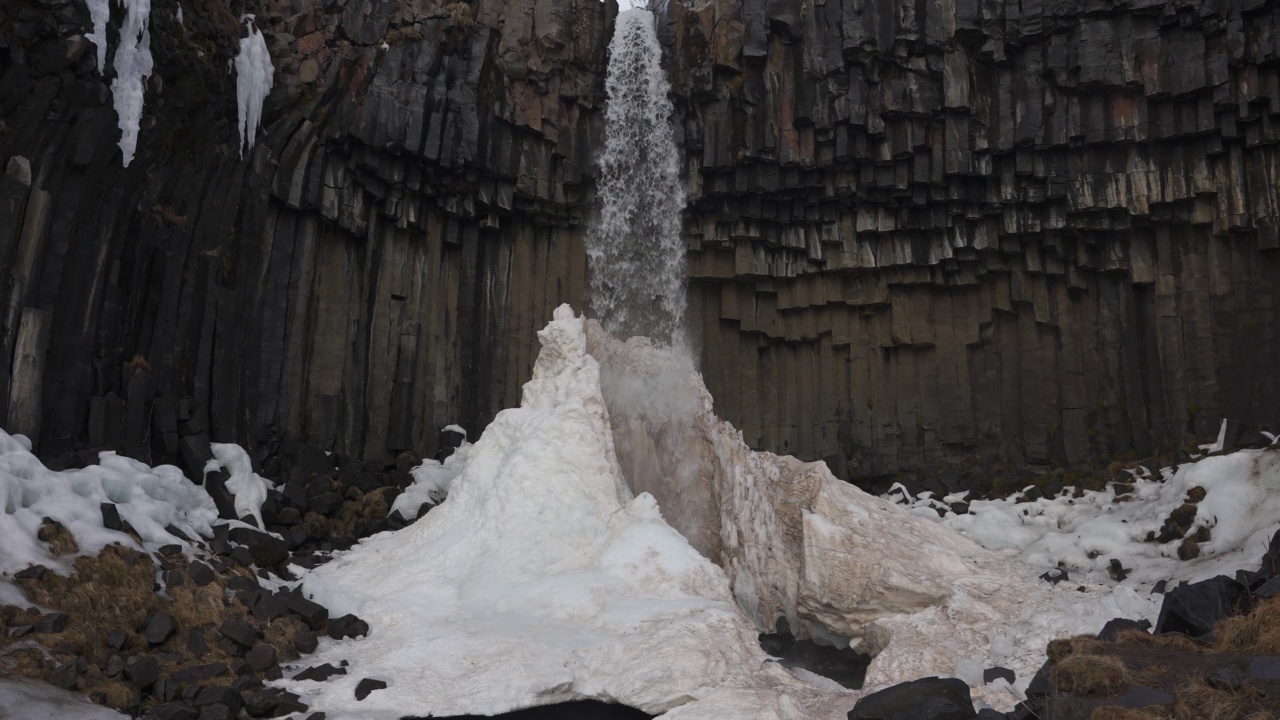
[589,9,687,346]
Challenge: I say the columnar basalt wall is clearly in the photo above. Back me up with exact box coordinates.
[0,0,608,471]
[658,0,1280,479]
[2,0,1279,483]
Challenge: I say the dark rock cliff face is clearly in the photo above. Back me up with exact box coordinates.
[1,0,1278,483]
[0,0,608,470]
[659,0,1280,479]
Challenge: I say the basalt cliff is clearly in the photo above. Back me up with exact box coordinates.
[2,0,1279,485]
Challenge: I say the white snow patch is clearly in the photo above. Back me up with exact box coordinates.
[0,677,129,719]
[205,443,275,530]
[891,446,1280,593]
[110,0,154,167]
[392,443,470,517]
[84,0,111,72]
[0,428,218,578]
[235,16,275,157]
[176,3,183,25]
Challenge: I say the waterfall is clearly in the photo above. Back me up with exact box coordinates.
[588,10,718,558]
[588,9,687,346]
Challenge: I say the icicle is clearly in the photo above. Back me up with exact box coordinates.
[112,0,153,167]
[85,0,111,72]
[235,16,275,158]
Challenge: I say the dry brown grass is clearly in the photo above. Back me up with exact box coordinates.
[84,679,139,710]
[1051,654,1134,697]
[1172,675,1274,720]
[1215,595,1280,654]
[1092,707,1172,720]
[446,1,474,29]
[331,486,396,540]
[14,545,155,655]
[37,518,80,557]
[2,544,309,710]
[1113,629,1205,653]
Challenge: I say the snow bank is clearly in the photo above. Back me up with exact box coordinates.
[892,444,1280,592]
[285,307,857,719]
[0,430,219,579]
[236,16,275,157]
[0,677,129,720]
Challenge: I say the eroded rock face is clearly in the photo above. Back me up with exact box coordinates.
[1,0,1279,483]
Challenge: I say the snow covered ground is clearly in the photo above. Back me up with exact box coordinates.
[890,444,1280,592]
[0,433,218,581]
[278,306,1280,718]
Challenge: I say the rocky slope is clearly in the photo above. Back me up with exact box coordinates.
[1,0,1278,482]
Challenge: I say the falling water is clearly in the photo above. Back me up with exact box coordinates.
[588,10,719,559]
[588,9,687,346]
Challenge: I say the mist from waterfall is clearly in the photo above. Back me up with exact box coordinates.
[588,9,687,347]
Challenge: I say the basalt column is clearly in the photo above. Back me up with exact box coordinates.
[0,0,611,469]
[658,0,1280,482]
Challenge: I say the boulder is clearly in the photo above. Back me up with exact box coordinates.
[1155,576,1248,637]
[142,610,176,644]
[354,678,387,700]
[847,676,976,720]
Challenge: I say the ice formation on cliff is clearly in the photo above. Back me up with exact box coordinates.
[236,17,275,157]
[111,0,153,167]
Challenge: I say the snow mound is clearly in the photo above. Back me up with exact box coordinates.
[285,307,856,718]
[586,323,1163,710]
[0,429,218,578]
[236,16,275,157]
